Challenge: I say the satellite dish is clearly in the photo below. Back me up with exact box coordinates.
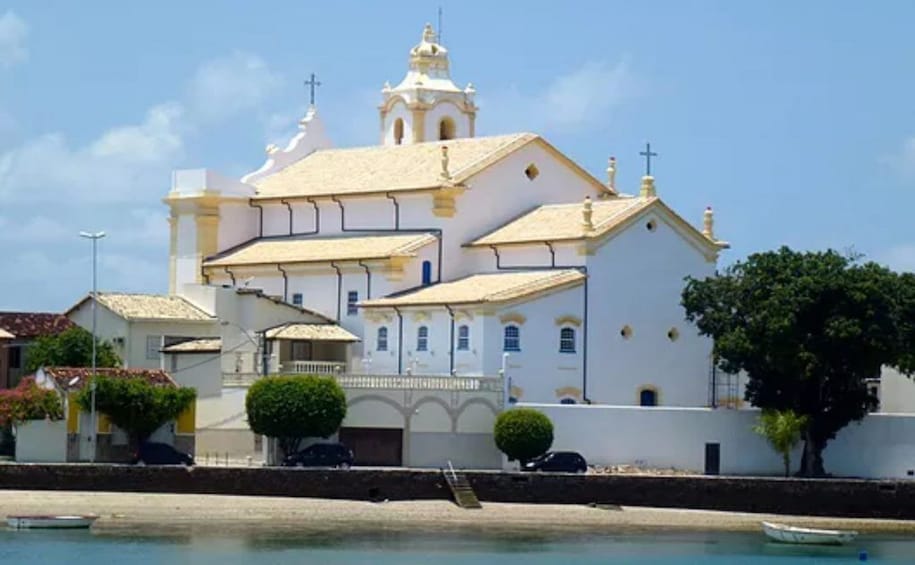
[68,377,80,387]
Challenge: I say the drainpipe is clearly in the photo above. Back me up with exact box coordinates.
[393,306,404,375]
[248,201,265,237]
[545,241,556,268]
[281,200,294,235]
[330,262,343,321]
[305,198,320,235]
[444,305,455,376]
[223,266,236,286]
[358,261,372,299]
[488,245,591,404]
[385,192,401,230]
[276,264,289,302]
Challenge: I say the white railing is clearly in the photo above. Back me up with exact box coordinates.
[285,360,347,375]
[335,374,503,392]
[222,370,503,393]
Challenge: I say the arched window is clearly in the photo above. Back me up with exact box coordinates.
[417,326,429,351]
[457,325,470,350]
[639,388,658,407]
[503,325,520,352]
[559,327,576,353]
[393,118,404,145]
[439,117,456,140]
[421,260,432,286]
[377,327,388,352]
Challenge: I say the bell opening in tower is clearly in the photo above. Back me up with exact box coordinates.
[394,118,404,145]
[439,117,456,141]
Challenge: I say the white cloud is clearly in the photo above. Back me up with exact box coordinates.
[0,11,27,68]
[187,51,283,123]
[881,244,915,274]
[479,59,634,135]
[0,215,68,242]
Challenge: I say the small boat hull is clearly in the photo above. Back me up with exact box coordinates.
[7,515,98,530]
[762,521,857,545]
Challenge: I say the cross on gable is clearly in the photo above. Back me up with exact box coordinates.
[639,142,658,176]
[304,73,322,106]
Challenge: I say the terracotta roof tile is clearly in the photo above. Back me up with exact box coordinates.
[0,312,75,339]
[360,270,585,308]
[252,133,535,199]
[42,367,178,390]
[88,293,214,321]
[265,323,360,342]
[204,233,437,269]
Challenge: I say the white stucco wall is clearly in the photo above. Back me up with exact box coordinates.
[166,352,222,398]
[382,102,414,145]
[878,367,915,414]
[525,403,915,479]
[67,303,129,363]
[15,420,68,463]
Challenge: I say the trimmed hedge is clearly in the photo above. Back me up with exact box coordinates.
[494,408,553,463]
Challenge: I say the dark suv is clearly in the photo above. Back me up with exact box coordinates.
[133,442,195,466]
[521,451,587,473]
[282,442,354,468]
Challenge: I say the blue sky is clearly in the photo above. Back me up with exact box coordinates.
[1,1,914,311]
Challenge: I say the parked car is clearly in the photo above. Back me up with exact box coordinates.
[521,451,588,473]
[133,442,195,466]
[282,442,354,469]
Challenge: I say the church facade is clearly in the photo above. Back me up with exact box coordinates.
[165,24,728,414]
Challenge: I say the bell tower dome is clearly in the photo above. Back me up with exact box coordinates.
[379,23,477,145]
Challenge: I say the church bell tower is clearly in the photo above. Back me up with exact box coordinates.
[379,23,477,146]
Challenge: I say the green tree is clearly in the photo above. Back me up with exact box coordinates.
[753,409,808,478]
[77,376,195,444]
[494,408,554,463]
[683,247,914,476]
[245,375,347,456]
[25,326,121,373]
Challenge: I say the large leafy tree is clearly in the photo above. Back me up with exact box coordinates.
[245,375,347,457]
[25,327,121,373]
[77,376,196,444]
[683,247,914,477]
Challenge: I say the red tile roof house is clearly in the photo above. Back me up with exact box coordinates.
[16,367,196,463]
[0,312,75,389]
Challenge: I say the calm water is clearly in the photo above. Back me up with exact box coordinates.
[2,529,914,564]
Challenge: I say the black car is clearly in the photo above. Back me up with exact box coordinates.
[521,451,588,473]
[282,442,354,468]
[133,442,195,466]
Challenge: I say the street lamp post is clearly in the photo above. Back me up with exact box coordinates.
[80,231,105,464]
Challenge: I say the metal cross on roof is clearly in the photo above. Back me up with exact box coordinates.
[639,142,658,176]
[304,73,322,106]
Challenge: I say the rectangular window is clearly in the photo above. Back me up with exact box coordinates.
[377,327,388,352]
[457,325,470,351]
[503,326,521,352]
[292,293,303,306]
[146,335,161,360]
[416,326,429,352]
[8,346,21,369]
[559,328,576,353]
[347,291,359,316]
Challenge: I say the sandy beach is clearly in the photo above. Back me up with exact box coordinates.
[1,490,913,537]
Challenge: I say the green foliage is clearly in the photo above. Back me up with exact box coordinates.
[683,246,915,476]
[25,327,121,373]
[77,376,195,443]
[0,377,64,426]
[753,409,808,477]
[493,408,554,463]
[245,375,347,456]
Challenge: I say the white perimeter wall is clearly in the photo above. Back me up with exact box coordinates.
[524,403,915,479]
[15,420,67,463]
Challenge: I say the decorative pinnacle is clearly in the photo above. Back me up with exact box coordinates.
[582,196,594,231]
[639,175,656,198]
[440,146,451,180]
[606,156,616,191]
[702,206,714,239]
[423,23,436,43]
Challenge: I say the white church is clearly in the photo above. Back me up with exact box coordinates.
[157,24,915,475]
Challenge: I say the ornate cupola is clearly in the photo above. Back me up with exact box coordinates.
[379,23,477,145]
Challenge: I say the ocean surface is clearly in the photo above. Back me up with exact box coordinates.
[1,529,914,564]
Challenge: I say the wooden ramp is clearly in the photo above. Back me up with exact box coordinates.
[444,462,482,509]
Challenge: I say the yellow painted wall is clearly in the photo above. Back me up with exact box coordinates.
[176,404,196,434]
[97,413,112,433]
[66,394,79,433]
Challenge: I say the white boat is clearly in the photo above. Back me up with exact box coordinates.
[761,521,858,545]
[6,515,98,530]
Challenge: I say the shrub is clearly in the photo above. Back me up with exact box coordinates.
[0,377,64,426]
[494,408,554,463]
[77,376,196,443]
[245,375,347,456]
